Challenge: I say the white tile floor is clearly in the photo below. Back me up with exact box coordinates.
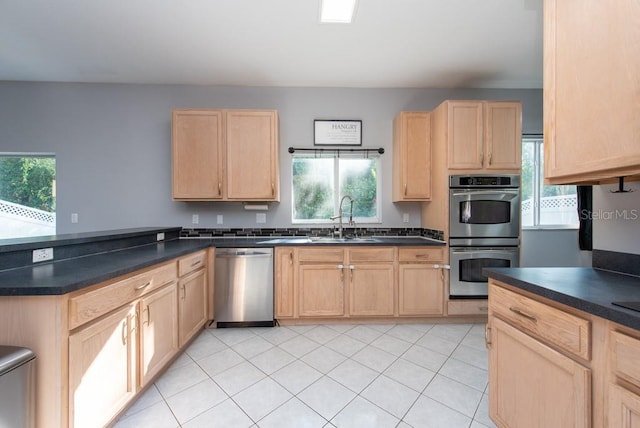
[114,323,496,428]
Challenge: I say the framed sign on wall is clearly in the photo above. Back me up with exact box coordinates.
[314,120,362,146]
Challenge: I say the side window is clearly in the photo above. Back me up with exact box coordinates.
[0,154,56,239]
[521,137,577,228]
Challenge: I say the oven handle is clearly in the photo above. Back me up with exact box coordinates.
[451,189,519,198]
[451,248,519,254]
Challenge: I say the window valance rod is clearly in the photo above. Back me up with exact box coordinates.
[288,147,384,155]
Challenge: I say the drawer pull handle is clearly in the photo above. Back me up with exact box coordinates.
[289,252,293,265]
[416,254,430,259]
[191,260,201,267]
[478,306,489,312]
[134,281,151,290]
[510,307,537,322]
[218,182,222,196]
[146,305,151,325]
[181,284,186,300]
[404,184,407,195]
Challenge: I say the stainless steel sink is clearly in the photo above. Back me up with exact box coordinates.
[256,237,312,244]
[309,236,379,243]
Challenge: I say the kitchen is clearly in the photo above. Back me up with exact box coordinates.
[0,0,639,427]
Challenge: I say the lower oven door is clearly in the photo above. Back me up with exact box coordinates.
[449,247,519,298]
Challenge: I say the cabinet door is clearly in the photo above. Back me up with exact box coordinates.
[609,384,640,428]
[275,247,295,318]
[544,0,640,183]
[484,101,521,170]
[139,283,178,386]
[488,317,591,428]
[298,264,345,317]
[172,109,224,200]
[226,110,279,201]
[349,263,394,316]
[69,304,137,428]
[393,112,431,201]
[178,269,207,347]
[398,264,444,315]
[447,101,484,169]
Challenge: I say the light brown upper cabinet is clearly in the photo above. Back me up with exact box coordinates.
[172,109,224,200]
[544,0,640,184]
[172,109,280,201]
[435,100,522,172]
[392,111,431,201]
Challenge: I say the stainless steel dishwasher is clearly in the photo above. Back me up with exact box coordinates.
[214,248,274,327]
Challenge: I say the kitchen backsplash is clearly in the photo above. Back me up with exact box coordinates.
[180,227,445,241]
[592,250,640,277]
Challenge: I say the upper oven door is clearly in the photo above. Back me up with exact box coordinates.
[449,189,520,238]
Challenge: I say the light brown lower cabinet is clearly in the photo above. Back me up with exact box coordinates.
[0,250,208,428]
[487,278,640,428]
[298,264,346,317]
[140,283,179,386]
[178,268,207,346]
[275,246,451,320]
[349,263,394,316]
[609,329,640,427]
[274,247,295,318]
[69,303,138,428]
[488,317,591,428]
[398,264,444,316]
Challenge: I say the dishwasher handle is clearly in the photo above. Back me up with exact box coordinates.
[215,249,273,258]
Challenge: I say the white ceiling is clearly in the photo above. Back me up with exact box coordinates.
[0,0,543,89]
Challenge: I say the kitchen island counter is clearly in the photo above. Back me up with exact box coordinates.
[486,267,640,331]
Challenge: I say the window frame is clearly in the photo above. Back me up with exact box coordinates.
[291,154,382,225]
[521,136,578,230]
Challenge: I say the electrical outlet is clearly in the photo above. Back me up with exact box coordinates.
[192,214,199,224]
[256,213,266,224]
[217,215,223,225]
[403,213,410,223]
[33,248,54,263]
[71,213,78,223]
[156,232,165,241]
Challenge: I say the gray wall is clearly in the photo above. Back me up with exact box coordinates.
[593,182,640,255]
[0,81,540,231]
[0,81,591,266]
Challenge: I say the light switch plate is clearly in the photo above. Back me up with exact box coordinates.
[156,232,165,241]
[217,215,223,224]
[256,213,266,224]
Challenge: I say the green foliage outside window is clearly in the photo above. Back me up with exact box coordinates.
[292,156,380,222]
[0,157,56,212]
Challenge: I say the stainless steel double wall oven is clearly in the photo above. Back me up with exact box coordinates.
[449,174,520,298]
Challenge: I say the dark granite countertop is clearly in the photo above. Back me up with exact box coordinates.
[188,235,446,247]
[486,267,640,331]
[0,233,444,296]
[0,239,210,296]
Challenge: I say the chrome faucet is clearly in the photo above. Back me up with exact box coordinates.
[330,195,355,238]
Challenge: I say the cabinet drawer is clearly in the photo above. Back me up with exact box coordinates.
[489,282,591,360]
[398,247,444,262]
[349,247,395,262]
[178,250,207,277]
[448,300,489,316]
[298,248,345,263]
[68,262,177,330]
[610,330,640,389]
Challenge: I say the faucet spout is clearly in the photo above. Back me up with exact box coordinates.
[332,195,355,239]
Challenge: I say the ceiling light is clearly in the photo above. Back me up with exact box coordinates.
[320,0,357,23]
